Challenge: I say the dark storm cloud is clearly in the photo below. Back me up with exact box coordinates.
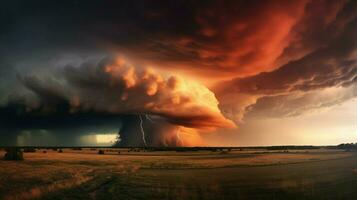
[217,3,357,94]
[1,0,356,146]
[1,0,355,75]
[0,0,197,55]
[1,0,337,77]
[215,7,357,121]
[122,0,310,76]
[1,0,355,83]
[0,102,122,131]
[0,99,124,146]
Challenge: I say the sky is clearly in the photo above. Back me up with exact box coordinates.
[0,0,356,147]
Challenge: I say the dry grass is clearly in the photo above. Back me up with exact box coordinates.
[4,170,93,200]
[0,149,356,200]
[3,149,349,169]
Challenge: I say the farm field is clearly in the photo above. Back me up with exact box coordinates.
[0,148,357,200]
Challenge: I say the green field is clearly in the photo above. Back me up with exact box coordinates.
[1,148,357,200]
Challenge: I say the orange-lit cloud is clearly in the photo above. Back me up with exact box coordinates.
[215,6,356,122]
[112,0,349,81]
[14,57,234,146]
[34,58,233,129]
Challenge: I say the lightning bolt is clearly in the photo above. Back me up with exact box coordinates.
[176,126,183,146]
[145,114,155,123]
[139,115,147,147]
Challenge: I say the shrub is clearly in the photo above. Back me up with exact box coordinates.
[3,148,24,161]
[58,149,63,153]
[220,150,229,155]
[43,150,47,153]
[98,150,105,154]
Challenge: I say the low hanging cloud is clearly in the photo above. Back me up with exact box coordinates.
[245,85,357,119]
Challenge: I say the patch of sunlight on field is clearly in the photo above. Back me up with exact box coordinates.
[20,149,353,168]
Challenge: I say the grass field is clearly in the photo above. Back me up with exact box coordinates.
[0,148,357,200]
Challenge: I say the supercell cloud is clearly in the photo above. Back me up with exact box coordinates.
[0,0,356,146]
[1,57,233,146]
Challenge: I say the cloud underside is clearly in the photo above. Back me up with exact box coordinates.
[215,1,357,122]
[17,57,233,129]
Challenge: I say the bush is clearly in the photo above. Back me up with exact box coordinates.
[43,150,47,153]
[98,150,105,154]
[220,150,229,155]
[58,149,63,153]
[3,148,24,161]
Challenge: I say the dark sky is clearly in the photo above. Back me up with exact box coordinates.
[0,0,356,146]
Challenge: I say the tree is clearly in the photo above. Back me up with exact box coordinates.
[3,148,24,161]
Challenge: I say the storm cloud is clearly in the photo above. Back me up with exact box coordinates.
[0,0,356,146]
[0,57,233,146]
[215,6,357,122]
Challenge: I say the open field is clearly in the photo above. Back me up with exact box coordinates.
[1,148,357,200]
